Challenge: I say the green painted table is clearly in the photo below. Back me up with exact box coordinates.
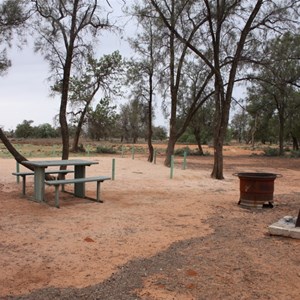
[22,159,98,202]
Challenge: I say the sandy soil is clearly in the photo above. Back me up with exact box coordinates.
[0,147,300,299]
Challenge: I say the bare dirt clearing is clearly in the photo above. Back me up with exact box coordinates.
[0,146,299,299]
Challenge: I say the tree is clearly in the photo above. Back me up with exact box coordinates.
[246,33,300,155]
[150,0,299,178]
[31,0,113,161]
[53,51,123,152]
[118,98,147,143]
[15,120,34,138]
[87,97,118,141]
[135,1,214,167]
[127,2,162,162]
[0,0,28,75]
[34,123,59,138]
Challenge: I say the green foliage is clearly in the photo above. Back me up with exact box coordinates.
[0,0,27,75]
[263,147,280,157]
[152,126,167,141]
[177,132,196,144]
[34,123,59,138]
[15,120,34,138]
[95,145,116,154]
[174,146,210,156]
[88,97,118,140]
[14,120,59,138]
[290,150,300,158]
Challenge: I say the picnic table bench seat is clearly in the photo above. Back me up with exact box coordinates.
[45,176,111,208]
[12,170,74,196]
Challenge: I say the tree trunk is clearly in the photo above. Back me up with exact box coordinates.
[71,106,88,152]
[147,71,154,162]
[193,128,204,155]
[291,134,299,151]
[278,111,285,156]
[164,134,177,167]
[0,128,53,180]
[0,128,30,167]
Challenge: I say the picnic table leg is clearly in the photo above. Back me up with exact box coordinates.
[74,165,86,198]
[22,175,26,195]
[34,167,46,202]
[96,181,103,203]
[54,185,60,208]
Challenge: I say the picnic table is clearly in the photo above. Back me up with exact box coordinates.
[22,159,99,202]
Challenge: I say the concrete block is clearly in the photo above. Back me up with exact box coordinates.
[268,216,300,239]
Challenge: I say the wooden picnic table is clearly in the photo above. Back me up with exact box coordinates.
[22,159,98,202]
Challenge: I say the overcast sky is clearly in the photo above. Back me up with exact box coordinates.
[0,32,132,131]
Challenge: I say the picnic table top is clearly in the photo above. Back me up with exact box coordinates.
[22,159,98,168]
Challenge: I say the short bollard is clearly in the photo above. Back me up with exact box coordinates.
[182,150,187,170]
[112,158,115,180]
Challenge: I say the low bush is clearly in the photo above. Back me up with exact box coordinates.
[95,145,116,154]
[263,147,280,157]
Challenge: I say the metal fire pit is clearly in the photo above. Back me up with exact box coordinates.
[234,172,282,209]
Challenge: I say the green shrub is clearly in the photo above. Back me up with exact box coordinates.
[174,146,191,156]
[263,147,280,157]
[290,150,300,158]
[96,145,116,154]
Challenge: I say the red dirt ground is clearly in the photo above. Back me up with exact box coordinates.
[0,146,299,299]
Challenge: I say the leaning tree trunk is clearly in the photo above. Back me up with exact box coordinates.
[0,128,30,167]
[0,128,53,180]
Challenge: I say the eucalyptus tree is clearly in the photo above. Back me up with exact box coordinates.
[31,0,114,160]
[133,0,214,166]
[118,98,147,143]
[150,0,300,179]
[53,51,123,152]
[127,2,162,162]
[87,97,118,141]
[246,32,300,155]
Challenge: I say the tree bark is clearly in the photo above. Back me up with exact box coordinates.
[193,128,204,155]
[165,134,177,167]
[71,106,88,152]
[0,128,53,180]
[291,134,299,151]
[0,128,30,167]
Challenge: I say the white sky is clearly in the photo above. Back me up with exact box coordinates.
[0,33,131,131]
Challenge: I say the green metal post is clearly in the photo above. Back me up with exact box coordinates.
[183,150,187,170]
[121,145,124,158]
[112,158,115,180]
[170,155,174,179]
[132,146,135,160]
